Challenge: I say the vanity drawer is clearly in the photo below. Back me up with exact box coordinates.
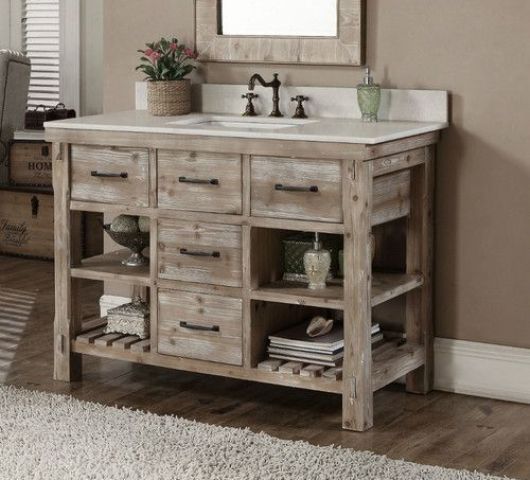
[158,219,242,287]
[70,145,149,206]
[251,156,342,222]
[158,289,243,366]
[158,150,242,214]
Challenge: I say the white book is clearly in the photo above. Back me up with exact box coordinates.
[268,346,344,362]
[268,353,339,368]
[269,323,344,352]
[269,322,381,353]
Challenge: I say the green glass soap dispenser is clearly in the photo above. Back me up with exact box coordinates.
[357,67,381,123]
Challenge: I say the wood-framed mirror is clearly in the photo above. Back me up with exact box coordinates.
[195,0,365,66]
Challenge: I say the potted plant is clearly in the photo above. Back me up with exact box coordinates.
[136,37,198,116]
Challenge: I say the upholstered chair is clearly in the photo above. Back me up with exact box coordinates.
[0,50,31,184]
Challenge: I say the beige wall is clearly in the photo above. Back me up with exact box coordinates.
[81,0,103,115]
[103,0,530,349]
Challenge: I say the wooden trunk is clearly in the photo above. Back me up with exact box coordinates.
[0,188,54,259]
[9,141,52,187]
[0,188,103,260]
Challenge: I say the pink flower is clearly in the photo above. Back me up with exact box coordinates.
[144,48,154,57]
[170,42,178,51]
[184,48,196,58]
[149,51,161,62]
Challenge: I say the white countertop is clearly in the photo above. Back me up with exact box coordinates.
[45,110,448,145]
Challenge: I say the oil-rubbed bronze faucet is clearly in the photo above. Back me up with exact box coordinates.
[248,73,283,117]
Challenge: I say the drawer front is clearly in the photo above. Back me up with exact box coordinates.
[158,150,242,214]
[251,156,342,222]
[158,289,243,365]
[158,219,242,287]
[71,145,149,206]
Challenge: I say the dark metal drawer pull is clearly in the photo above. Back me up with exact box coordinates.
[180,248,221,258]
[91,171,128,179]
[179,176,219,186]
[275,184,318,193]
[179,322,220,333]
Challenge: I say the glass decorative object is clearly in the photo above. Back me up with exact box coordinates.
[357,67,381,123]
[303,232,332,290]
[282,233,339,282]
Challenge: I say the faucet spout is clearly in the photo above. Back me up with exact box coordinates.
[247,73,283,117]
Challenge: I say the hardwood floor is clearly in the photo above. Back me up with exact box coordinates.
[1,255,529,479]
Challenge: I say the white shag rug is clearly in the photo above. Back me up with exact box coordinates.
[0,385,510,480]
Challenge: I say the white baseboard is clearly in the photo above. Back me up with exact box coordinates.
[434,338,530,404]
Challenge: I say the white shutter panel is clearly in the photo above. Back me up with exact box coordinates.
[23,0,60,108]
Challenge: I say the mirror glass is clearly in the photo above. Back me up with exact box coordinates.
[219,0,338,37]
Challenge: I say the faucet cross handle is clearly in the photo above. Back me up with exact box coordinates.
[291,95,309,119]
[242,92,259,117]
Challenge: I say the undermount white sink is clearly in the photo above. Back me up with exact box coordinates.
[166,115,317,130]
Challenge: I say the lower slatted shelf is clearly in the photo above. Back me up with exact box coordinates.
[75,325,151,353]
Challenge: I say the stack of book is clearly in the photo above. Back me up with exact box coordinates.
[267,321,383,367]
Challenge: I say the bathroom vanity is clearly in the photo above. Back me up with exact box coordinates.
[46,98,447,431]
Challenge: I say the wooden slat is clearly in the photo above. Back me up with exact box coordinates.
[323,367,343,380]
[94,333,123,347]
[278,361,303,375]
[130,339,151,353]
[257,359,282,372]
[300,365,325,378]
[75,327,106,344]
[112,336,141,351]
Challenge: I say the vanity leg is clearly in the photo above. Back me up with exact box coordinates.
[53,143,82,382]
[406,146,435,394]
[342,159,374,431]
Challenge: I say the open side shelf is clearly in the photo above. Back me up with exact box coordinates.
[252,281,344,309]
[71,250,151,286]
[252,273,424,310]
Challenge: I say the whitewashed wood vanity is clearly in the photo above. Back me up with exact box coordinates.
[46,91,447,431]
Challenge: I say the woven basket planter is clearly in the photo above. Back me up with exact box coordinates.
[147,80,191,116]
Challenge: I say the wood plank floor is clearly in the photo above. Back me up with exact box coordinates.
[1,256,529,479]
